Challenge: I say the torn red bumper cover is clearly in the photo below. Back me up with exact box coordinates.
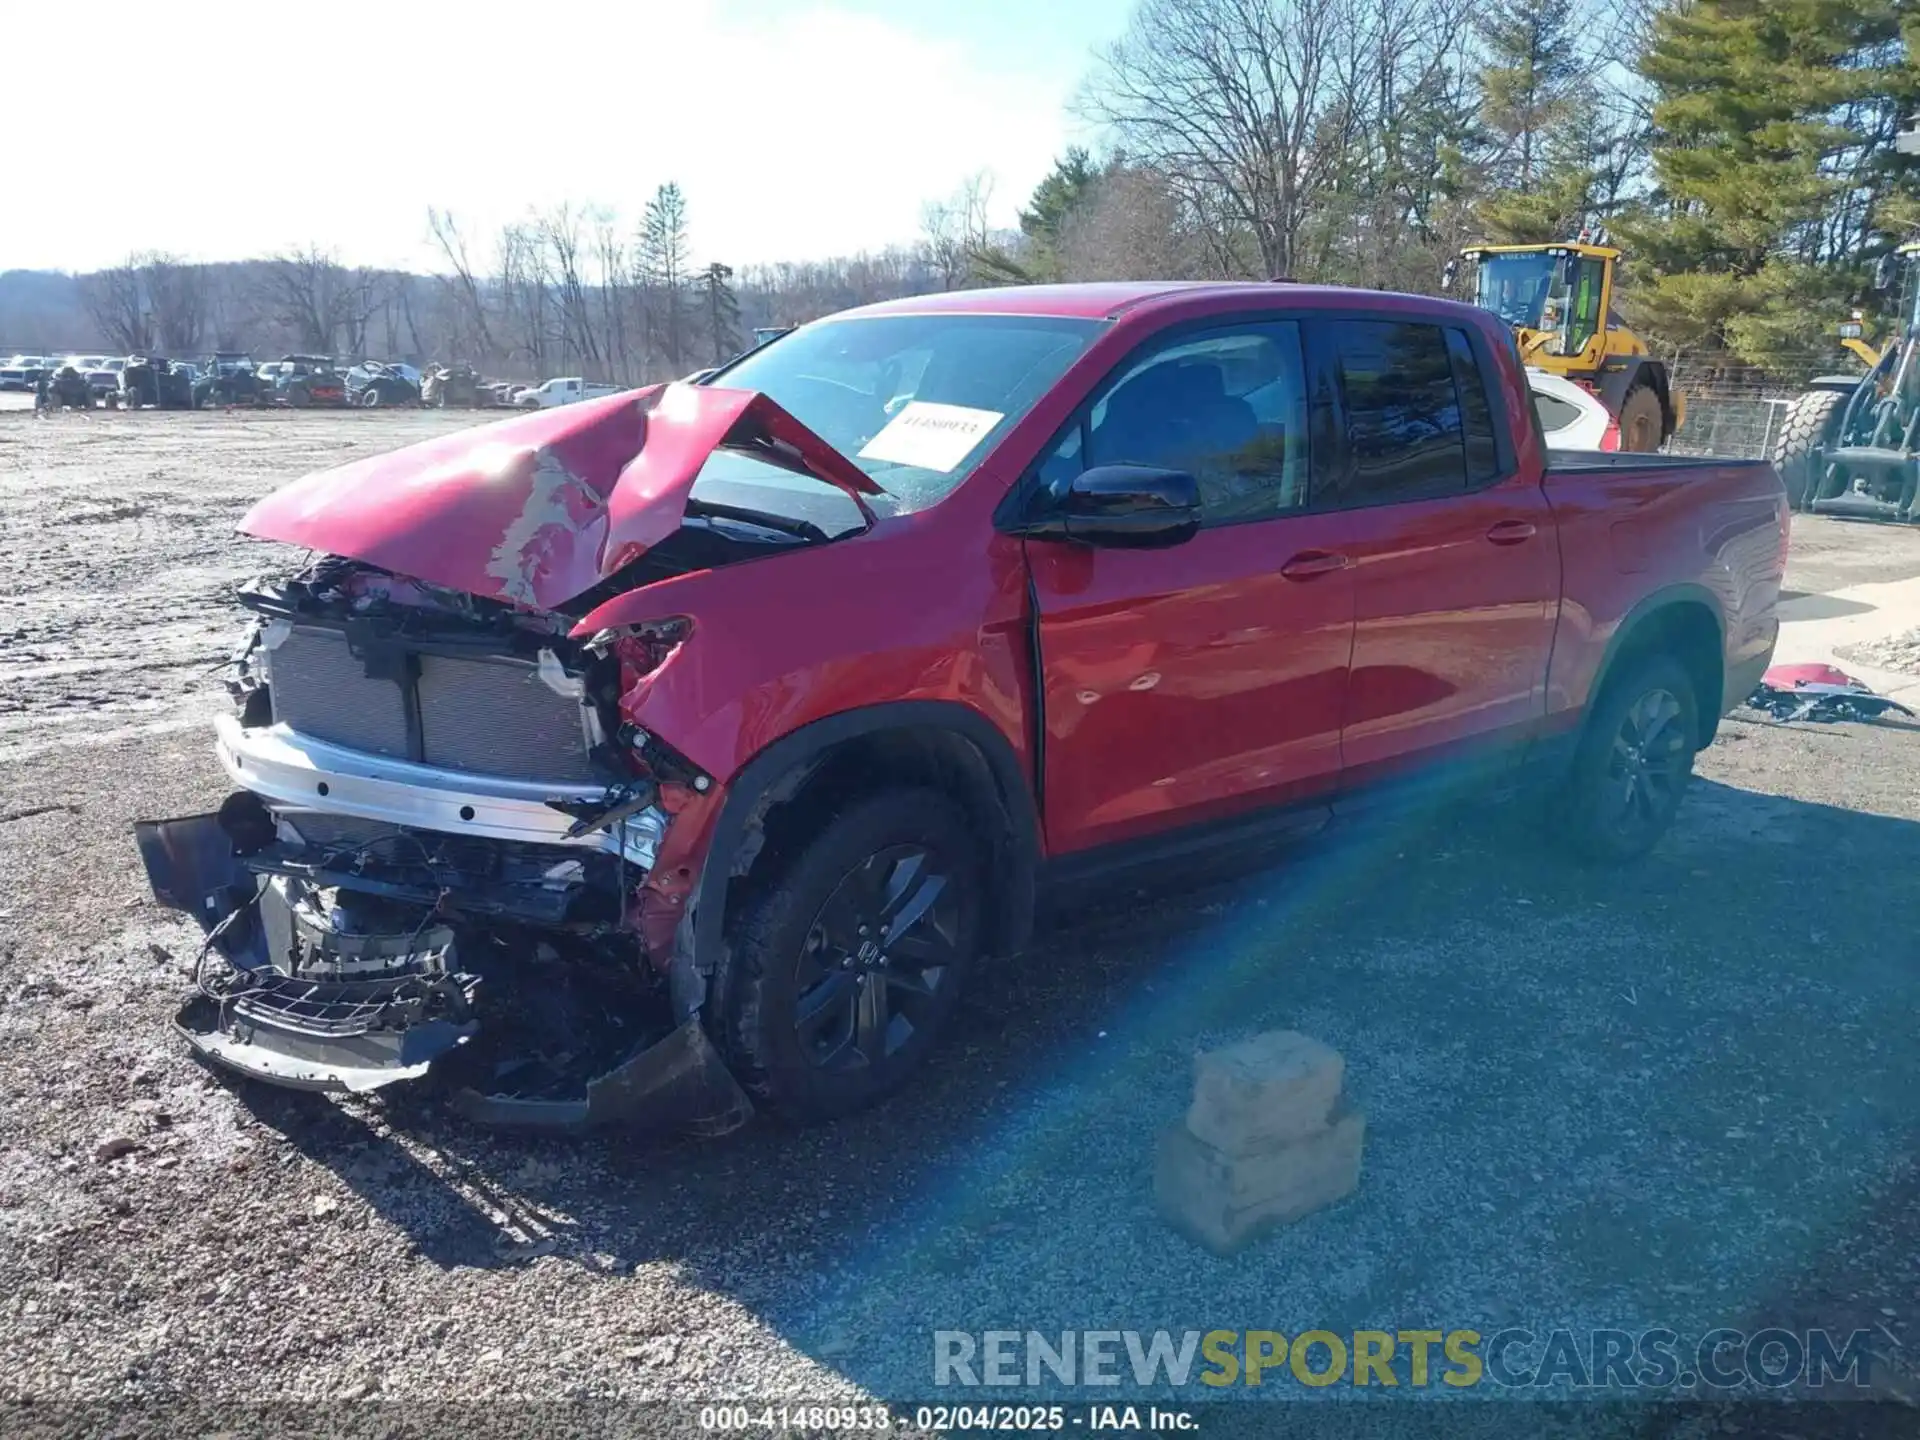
[137,384,880,1131]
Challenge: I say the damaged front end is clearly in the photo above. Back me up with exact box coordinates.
[138,384,878,1132]
[140,558,747,1131]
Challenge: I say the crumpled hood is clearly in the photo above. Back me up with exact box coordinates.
[239,383,881,611]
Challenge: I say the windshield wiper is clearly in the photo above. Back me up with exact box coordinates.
[683,498,834,545]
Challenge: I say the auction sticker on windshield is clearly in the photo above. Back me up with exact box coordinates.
[858,401,1004,473]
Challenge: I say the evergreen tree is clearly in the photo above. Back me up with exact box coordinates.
[702,261,741,366]
[1019,148,1102,277]
[1471,0,1600,244]
[1618,0,1911,366]
[1477,0,1586,195]
[637,182,692,371]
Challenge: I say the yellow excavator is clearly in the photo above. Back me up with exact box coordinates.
[1445,236,1682,451]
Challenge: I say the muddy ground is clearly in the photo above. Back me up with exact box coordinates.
[3,402,1920,1433]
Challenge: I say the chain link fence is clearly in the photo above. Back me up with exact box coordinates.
[1662,353,1854,460]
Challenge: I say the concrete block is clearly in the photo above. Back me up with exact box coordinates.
[1186,1030,1343,1155]
[1154,1105,1364,1256]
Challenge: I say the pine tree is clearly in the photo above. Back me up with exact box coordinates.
[702,261,740,366]
[637,183,692,372]
[1477,0,1585,196]
[1471,0,1600,244]
[1618,0,1911,367]
[1018,149,1102,278]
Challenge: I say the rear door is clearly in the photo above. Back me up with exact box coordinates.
[1024,319,1357,855]
[1307,317,1560,792]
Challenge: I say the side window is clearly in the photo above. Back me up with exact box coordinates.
[1036,322,1310,525]
[1533,391,1585,433]
[1567,258,1605,354]
[1325,321,1467,506]
[1444,327,1501,483]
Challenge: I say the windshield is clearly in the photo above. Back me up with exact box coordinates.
[702,312,1102,517]
[1475,252,1561,329]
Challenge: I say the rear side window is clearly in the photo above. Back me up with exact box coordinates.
[1323,321,1467,505]
[1445,327,1501,483]
[1533,391,1585,432]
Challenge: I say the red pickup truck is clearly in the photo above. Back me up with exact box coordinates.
[138,282,1786,1131]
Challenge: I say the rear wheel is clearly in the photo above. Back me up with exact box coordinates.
[1559,655,1699,863]
[1772,388,1847,511]
[360,387,382,408]
[713,789,982,1122]
[1617,383,1666,453]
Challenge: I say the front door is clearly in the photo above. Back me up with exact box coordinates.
[1023,320,1357,856]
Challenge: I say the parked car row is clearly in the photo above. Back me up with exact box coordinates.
[4,353,125,397]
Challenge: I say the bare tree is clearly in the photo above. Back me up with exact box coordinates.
[427,208,495,360]
[256,247,382,355]
[919,172,1004,288]
[137,255,209,354]
[535,204,606,375]
[1058,165,1214,279]
[1080,0,1435,280]
[78,259,151,352]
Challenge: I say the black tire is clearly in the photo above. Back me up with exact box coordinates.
[1617,383,1666,453]
[360,387,382,408]
[712,788,983,1122]
[1772,388,1847,511]
[1559,655,1699,863]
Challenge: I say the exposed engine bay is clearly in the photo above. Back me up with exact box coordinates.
[137,554,750,1130]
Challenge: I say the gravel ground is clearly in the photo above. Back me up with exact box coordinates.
[4,405,1920,1432]
[1837,628,1920,678]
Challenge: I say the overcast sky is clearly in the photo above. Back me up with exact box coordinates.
[4,0,1134,275]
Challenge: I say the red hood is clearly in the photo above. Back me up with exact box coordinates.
[239,383,882,611]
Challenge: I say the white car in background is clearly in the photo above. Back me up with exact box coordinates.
[1529,369,1617,452]
[515,376,622,409]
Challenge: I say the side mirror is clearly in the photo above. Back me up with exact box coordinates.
[1440,257,1460,292]
[1015,464,1202,549]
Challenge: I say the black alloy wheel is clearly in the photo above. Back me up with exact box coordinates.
[1600,686,1691,847]
[715,788,983,1120]
[791,844,961,1073]
[1561,655,1699,862]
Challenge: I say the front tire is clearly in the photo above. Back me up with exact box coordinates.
[713,789,982,1122]
[1560,656,1699,863]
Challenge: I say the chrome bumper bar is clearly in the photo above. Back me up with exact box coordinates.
[213,715,663,866]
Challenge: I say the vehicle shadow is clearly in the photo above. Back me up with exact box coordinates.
[1777,590,1876,620]
[244,773,1920,1402]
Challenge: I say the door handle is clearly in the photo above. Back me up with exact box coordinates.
[1280,550,1350,580]
[1485,520,1537,545]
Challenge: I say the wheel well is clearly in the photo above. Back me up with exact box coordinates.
[1603,601,1724,742]
[724,724,1032,959]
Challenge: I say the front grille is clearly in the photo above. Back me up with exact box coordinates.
[267,626,596,783]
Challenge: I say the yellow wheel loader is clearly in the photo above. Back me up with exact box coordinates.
[1446,239,1682,452]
